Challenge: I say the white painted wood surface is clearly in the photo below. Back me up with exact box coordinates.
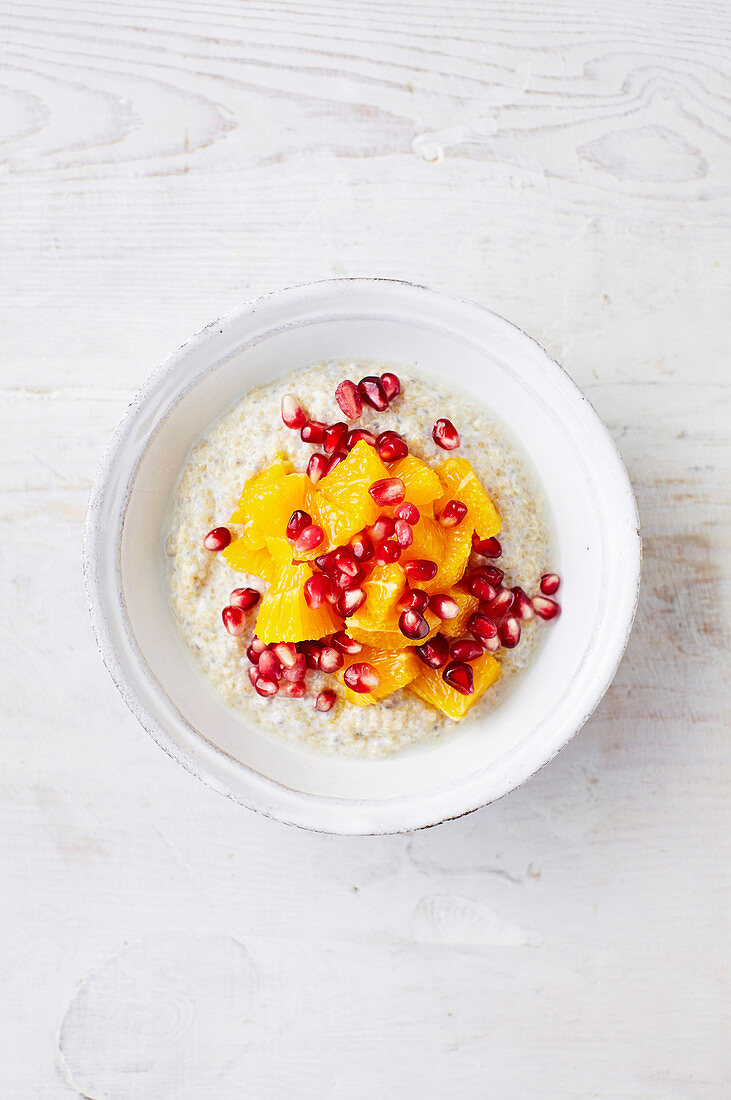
[1,1,729,1095]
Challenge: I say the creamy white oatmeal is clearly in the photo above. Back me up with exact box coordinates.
[166,361,554,757]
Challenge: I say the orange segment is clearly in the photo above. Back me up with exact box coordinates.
[439,590,480,638]
[318,441,389,535]
[436,521,474,590]
[390,455,443,505]
[337,647,422,707]
[313,494,361,548]
[400,515,447,582]
[435,457,501,539]
[346,606,440,650]
[230,470,313,550]
[408,651,501,719]
[255,562,341,643]
[223,539,276,583]
[361,563,406,623]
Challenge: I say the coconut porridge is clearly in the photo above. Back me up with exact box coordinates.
[166,361,560,757]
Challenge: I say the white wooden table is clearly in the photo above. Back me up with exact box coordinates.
[1,2,728,1096]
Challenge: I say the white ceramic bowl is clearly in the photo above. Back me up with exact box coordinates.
[85,279,640,834]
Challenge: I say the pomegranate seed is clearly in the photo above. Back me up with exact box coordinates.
[248,666,260,686]
[272,642,298,668]
[395,502,420,525]
[375,431,409,462]
[397,588,429,613]
[249,636,266,656]
[307,452,329,483]
[304,574,329,609]
[299,641,323,669]
[415,632,450,669]
[281,394,307,430]
[398,609,429,640]
[335,379,363,420]
[467,573,496,602]
[499,616,521,648]
[432,418,460,450]
[351,531,374,562]
[319,646,344,673]
[439,500,468,528]
[380,372,401,400]
[533,595,561,620]
[442,661,474,695]
[300,420,327,444]
[229,587,260,611]
[333,546,359,577]
[369,516,395,542]
[286,510,312,541]
[323,422,348,454]
[314,689,337,711]
[472,535,502,558]
[330,631,363,654]
[369,477,405,507]
[404,559,438,583]
[481,565,505,587]
[358,376,389,411]
[540,573,561,596]
[394,519,413,548]
[429,593,459,619]
[511,586,534,620]
[346,428,377,450]
[203,526,231,551]
[294,524,325,555]
[450,638,483,662]
[283,654,307,682]
[485,588,514,620]
[246,642,262,664]
[254,675,279,698]
[279,679,306,698]
[314,550,337,573]
[337,586,367,617]
[334,566,364,591]
[374,541,401,566]
[221,605,246,636]
[468,613,498,646]
[258,649,282,680]
[343,662,380,693]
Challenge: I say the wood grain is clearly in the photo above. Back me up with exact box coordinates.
[0,1,728,1097]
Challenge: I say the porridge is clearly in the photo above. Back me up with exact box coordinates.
[166,362,560,757]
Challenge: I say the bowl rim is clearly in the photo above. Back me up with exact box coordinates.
[84,277,641,834]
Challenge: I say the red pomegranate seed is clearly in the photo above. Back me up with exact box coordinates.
[499,616,521,648]
[439,500,468,528]
[203,526,231,551]
[246,642,262,664]
[337,586,367,617]
[307,452,329,483]
[314,689,337,712]
[334,566,364,591]
[468,612,498,646]
[442,661,474,695]
[375,431,409,463]
[229,587,260,611]
[358,376,389,411]
[369,516,395,542]
[304,574,329,609]
[472,535,502,558]
[397,588,429,613]
[300,420,327,444]
[286,510,312,541]
[404,559,438,583]
[343,662,380,693]
[351,531,374,562]
[282,654,307,681]
[330,631,363,654]
[281,393,307,430]
[325,453,345,475]
[258,649,282,680]
[399,609,429,640]
[511,586,534,620]
[248,665,260,686]
[314,550,337,574]
[272,642,298,668]
[369,477,405,506]
[221,605,246,636]
[346,428,377,450]
[415,632,450,669]
[380,372,401,400]
[467,573,496,602]
[335,379,363,420]
[395,502,420,526]
[319,646,344,673]
[249,636,266,657]
[394,519,414,548]
[432,418,460,450]
[533,595,561,620]
[485,588,514,620]
[429,593,459,619]
[299,640,323,669]
[374,540,401,566]
[254,675,279,698]
[333,546,359,577]
[480,565,505,587]
[450,638,483,662]
[323,422,348,454]
[540,573,561,596]
[294,524,325,555]
[279,679,306,698]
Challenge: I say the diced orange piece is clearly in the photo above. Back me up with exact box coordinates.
[346,606,440,650]
[440,590,480,638]
[400,515,446,583]
[318,441,389,534]
[361,563,405,623]
[337,647,422,707]
[436,521,474,590]
[435,457,501,539]
[255,562,341,643]
[314,494,361,548]
[390,454,443,505]
[223,539,276,583]
[230,469,313,550]
[408,651,501,719]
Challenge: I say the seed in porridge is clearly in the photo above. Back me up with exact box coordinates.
[499,616,521,649]
[300,420,327,444]
[307,452,329,483]
[344,662,380,693]
[315,689,337,712]
[335,379,363,420]
[468,612,498,647]
[395,502,420,526]
[229,587,260,611]
[369,477,405,507]
[429,593,459,619]
[337,586,367,617]
[399,609,430,641]
[280,679,307,698]
[415,633,450,669]
[374,541,401,566]
[540,573,561,596]
[281,393,307,430]
[394,519,413,548]
[330,631,363,654]
[369,516,395,543]
[484,588,514,620]
[450,638,483,662]
[375,431,409,462]
[442,661,474,695]
[439,500,468,528]
[398,588,429,613]
[359,376,389,411]
[380,372,401,400]
[346,428,376,450]
[283,654,307,682]
[533,595,561,620]
[286,510,312,542]
[203,526,232,551]
[319,646,344,673]
[511,586,534,620]
[404,559,438,583]
[324,422,348,455]
[473,535,502,558]
[294,524,325,555]
[222,605,246,636]
[351,531,374,562]
[432,418,460,450]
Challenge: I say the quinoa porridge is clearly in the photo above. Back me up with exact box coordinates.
[166,361,558,757]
